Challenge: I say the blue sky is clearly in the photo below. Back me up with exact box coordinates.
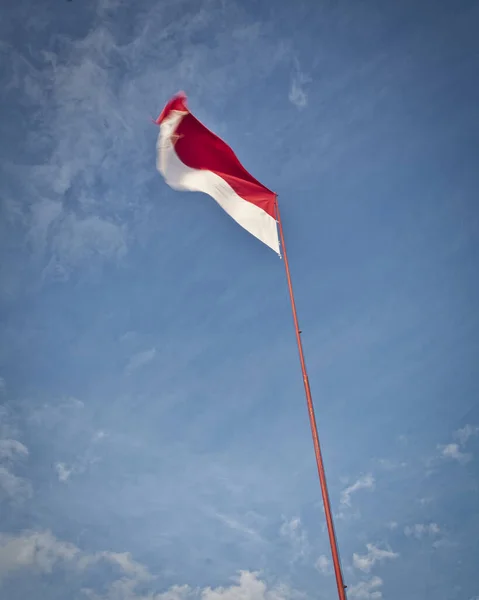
[1,0,478,599]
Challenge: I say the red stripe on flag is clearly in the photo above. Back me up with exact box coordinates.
[163,102,276,220]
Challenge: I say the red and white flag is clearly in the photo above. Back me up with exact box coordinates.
[155,93,280,254]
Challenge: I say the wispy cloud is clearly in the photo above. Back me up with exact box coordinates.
[0,529,153,588]
[315,554,332,575]
[404,523,440,539]
[214,512,263,542]
[353,544,399,573]
[42,215,127,282]
[288,60,311,110]
[55,462,75,483]
[348,576,383,599]
[340,474,375,507]
[376,458,407,471]
[454,424,479,446]
[0,431,31,503]
[54,451,101,483]
[438,443,471,464]
[0,467,32,503]
[126,348,157,374]
[79,550,153,583]
[437,423,478,464]
[0,439,28,462]
[279,516,309,562]
[2,0,294,293]
[0,531,297,600]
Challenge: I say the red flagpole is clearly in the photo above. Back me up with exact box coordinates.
[276,198,347,600]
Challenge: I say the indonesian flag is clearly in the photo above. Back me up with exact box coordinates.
[155,93,280,254]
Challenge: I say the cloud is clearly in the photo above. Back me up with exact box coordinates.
[436,424,478,465]
[315,554,332,575]
[2,0,293,292]
[55,462,75,483]
[0,466,32,503]
[0,439,28,462]
[200,571,295,600]
[288,60,311,110]
[0,529,152,588]
[340,474,375,507]
[79,550,153,583]
[42,214,127,281]
[454,425,479,446]
[279,517,309,562]
[376,459,407,471]
[0,530,79,581]
[352,544,399,573]
[0,530,297,600]
[29,397,85,428]
[93,430,107,442]
[55,453,101,483]
[348,576,383,600]
[404,523,440,539]
[439,443,471,464]
[85,569,296,600]
[126,348,157,374]
[0,434,31,503]
[214,513,263,542]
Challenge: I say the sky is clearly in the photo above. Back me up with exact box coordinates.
[0,0,478,599]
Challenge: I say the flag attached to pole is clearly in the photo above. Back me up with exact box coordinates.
[155,92,280,254]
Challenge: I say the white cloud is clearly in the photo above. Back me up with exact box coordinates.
[386,521,398,530]
[439,443,471,464]
[353,544,399,573]
[454,425,479,446]
[340,474,375,507]
[0,435,31,503]
[404,523,440,539]
[0,530,79,580]
[0,529,152,589]
[42,214,127,281]
[200,571,294,600]
[348,576,383,599]
[288,80,308,110]
[93,430,106,440]
[3,0,293,291]
[0,531,297,600]
[0,466,33,502]
[436,424,478,465]
[376,459,406,471]
[315,554,332,575]
[214,513,263,542]
[85,569,296,600]
[55,453,101,483]
[126,348,157,374]
[288,60,311,110]
[418,497,432,506]
[29,397,84,428]
[0,439,28,462]
[55,462,75,483]
[279,517,309,561]
[79,550,152,583]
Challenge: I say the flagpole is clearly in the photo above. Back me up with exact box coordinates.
[275,198,347,600]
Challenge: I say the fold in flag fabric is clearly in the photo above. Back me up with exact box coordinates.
[155,92,280,254]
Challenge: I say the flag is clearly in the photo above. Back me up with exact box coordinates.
[155,92,280,254]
